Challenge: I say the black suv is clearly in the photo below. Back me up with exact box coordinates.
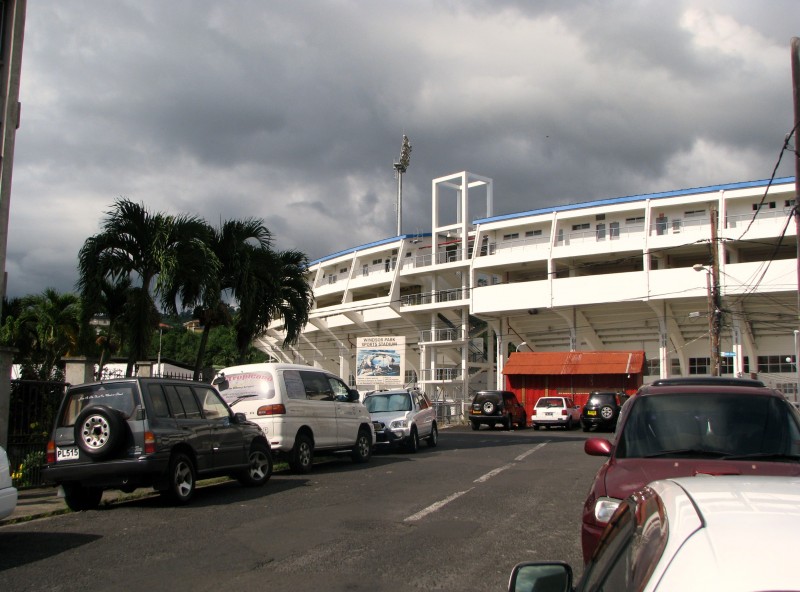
[580,391,629,432]
[468,390,527,430]
[43,377,272,511]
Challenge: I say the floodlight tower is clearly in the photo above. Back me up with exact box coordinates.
[393,135,412,236]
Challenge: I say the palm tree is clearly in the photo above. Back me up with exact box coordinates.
[233,248,313,363]
[17,289,81,379]
[77,199,216,376]
[164,217,273,380]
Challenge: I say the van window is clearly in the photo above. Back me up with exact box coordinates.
[299,371,334,401]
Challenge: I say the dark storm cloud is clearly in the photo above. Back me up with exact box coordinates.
[5,0,796,298]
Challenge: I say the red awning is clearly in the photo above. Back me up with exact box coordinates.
[502,351,645,375]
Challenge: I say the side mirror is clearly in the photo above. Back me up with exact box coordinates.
[584,437,613,457]
[508,562,572,592]
[233,412,248,424]
[348,389,360,402]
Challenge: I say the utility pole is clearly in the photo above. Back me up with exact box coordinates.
[710,208,722,376]
[791,38,800,391]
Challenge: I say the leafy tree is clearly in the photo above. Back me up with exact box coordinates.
[77,199,216,376]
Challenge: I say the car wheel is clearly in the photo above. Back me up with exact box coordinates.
[565,417,573,430]
[63,483,103,512]
[289,433,314,473]
[426,424,438,447]
[237,441,273,487]
[351,427,372,463]
[505,414,513,431]
[582,424,590,432]
[74,405,125,460]
[518,416,527,429]
[533,424,540,431]
[482,401,496,414]
[600,406,614,420]
[164,452,196,505]
[407,427,420,453]
[470,421,480,431]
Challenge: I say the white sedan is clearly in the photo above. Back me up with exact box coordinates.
[509,475,800,591]
[0,445,18,521]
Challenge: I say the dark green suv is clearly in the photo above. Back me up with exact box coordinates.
[580,391,629,432]
[43,377,272,511]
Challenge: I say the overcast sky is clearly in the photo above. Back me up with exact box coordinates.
[5,0,798,299]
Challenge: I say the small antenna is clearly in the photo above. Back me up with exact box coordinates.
[393,135,412,236]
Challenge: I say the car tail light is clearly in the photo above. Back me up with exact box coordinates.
[257,404,287,416]
[561,409,568,416]
[46,440,55,464]
[144,431,156,454]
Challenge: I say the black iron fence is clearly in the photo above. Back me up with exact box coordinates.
[7,380,67,489]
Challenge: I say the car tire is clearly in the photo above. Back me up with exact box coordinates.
[533,424,540,431]
[582,424,590,432]
[470,421,480,431]
[289,433,314,473]
[565,417,573,430]
[600,406,614,420]
[63,483,103,512]
[518,417,527,429]
[237,441,273,487]
[351,427,372,463]
[407,427,420,453]
[426,424,438,447]
[505,414,513,431]
[482,401,496,414]
[164,452,196,505]
[74,405,126,460]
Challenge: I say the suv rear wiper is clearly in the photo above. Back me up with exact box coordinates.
[719,452,800,462]
[644,448,728,459]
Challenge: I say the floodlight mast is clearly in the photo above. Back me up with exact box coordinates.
[394,135,412,236]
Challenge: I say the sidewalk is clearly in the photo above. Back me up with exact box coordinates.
[1,485,152,525]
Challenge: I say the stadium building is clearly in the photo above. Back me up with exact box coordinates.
[254,171,799,416]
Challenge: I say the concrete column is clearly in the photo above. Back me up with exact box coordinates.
[0,346,16,448]
[137,361,153,377]
[64,357,96,386]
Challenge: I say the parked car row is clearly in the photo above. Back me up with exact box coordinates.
[509,375,800,591]
[42,363,380,512]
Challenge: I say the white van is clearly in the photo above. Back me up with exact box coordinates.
[213,363,373,473]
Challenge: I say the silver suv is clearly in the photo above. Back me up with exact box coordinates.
[364,389,438,452]
[43,377,272,511]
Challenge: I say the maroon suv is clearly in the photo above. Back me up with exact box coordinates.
[581,377,800,564]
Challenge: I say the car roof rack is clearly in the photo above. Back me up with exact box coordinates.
[648,376,765,387]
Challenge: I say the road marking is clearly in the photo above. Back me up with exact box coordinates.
[515,441,549,462]
[404,488,474,522]
[474,463,514,483]
[404,441,550,522]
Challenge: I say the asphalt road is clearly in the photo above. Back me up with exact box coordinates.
[0,424,608,592]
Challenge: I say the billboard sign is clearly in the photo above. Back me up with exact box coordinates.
[356,336,405,386]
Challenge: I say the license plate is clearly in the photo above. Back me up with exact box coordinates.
[56,447,80,461]
[587,410,597,416]
[545,412,554,416]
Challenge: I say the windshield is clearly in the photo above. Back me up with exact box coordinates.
[365,393,411,413]
[616,393,800,460]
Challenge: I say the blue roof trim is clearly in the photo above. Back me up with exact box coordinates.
[309,233,431,266]
[472,176,796,225]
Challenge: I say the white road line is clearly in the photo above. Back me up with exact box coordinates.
[473,463,514,483]
[404,488,474,522]
[515,440,549,462]
[404,442,549,522]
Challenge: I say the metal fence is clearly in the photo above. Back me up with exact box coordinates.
[7,380,67,489]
